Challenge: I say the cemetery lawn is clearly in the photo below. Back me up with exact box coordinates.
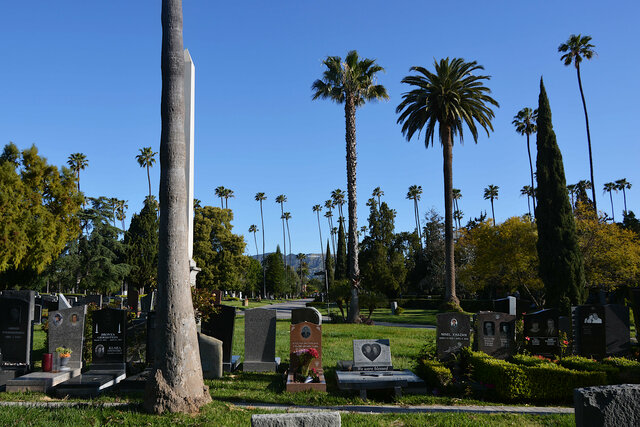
[315,305,439,325]
[223,299,288,310]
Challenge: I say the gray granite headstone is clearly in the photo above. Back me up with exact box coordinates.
[352,339,392,371]
[198,332,223,379]
[48,306,86,370]
[0,290,35,366]
[291,307,322,325]
[58,294,72,310]
[244,308,278,372]
[475,311,516,359]
[436,312,471,360]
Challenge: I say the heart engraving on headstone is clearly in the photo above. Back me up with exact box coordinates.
[361,343,381,361]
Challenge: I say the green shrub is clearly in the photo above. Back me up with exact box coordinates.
[558,356,619,382]
[395,307,405,316]
[510,354,555,367]
[415,358,453,390]
[526,364,607,401]
[467,352,528,400]
[601,357,640,383]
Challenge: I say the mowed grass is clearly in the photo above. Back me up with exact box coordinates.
[222,299,288,310]
[315,305,439,325]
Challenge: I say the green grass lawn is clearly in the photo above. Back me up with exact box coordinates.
[222,299,287,310]
[314,304,438,325]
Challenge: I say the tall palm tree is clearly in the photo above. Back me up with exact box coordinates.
[567,184,577,211]
[603,182,617,221]
[283,212,292,268]
[615,178,632,214]
[249,224,259,259]
[67,152,88,192]
[331,189,346,224]
[312,204,328,298]
[453,210,464,230]
[483,185,499,225]
[255,192,267,297]
[296,253,307,293]
[452,188,462,229]
[275,194,287,267]
[521,185,534,217]
[559,34,597,212]
[145,0,209,413]
[512,108,538,216]
[313,50,388,323]
[396,58,498,307]
[324,199,336,256]
[575,179,593,206]
[215,186,226,208]
[116,199,128,232]
[136,147,158,197]
[372,187,384,207]
[360,225,367,239]
[223,188,234,209]
[406,185,423,246]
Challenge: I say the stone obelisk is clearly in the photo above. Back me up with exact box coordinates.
[184,49,200,286]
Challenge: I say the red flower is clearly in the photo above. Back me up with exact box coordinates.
[562,340,569,345]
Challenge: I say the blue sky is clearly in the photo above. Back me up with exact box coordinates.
[1,1,638,256]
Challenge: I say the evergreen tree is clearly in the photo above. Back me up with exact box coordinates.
[265,246,285,296]
[535,79,585,310]
[335,221,348,281]
[124,196,159,293]
[325,240,335,291]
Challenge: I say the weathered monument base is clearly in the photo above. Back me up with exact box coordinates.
[574,384,640,427]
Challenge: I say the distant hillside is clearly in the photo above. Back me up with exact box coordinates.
[250,253,324,277]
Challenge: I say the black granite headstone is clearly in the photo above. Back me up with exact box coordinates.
[33,305,42,325]
[92,308,127,364]
[202,305,237,370]
[475,311,516,359]
[573,304,630,359]
[523,308,559,356]
[291,307,322,325]
[0,290,35,366]
[436,313,471,360]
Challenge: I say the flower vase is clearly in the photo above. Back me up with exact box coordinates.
[59,356,70,369]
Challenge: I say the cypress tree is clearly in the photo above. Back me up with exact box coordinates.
[535,78,585,311]
[335,220,348,281]
[325,240,335,291]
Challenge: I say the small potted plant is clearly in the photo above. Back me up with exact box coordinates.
[56,347,72,368]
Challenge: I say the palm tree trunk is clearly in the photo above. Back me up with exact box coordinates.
[260,201,266,298]
[286,219,292,272]
[576,65,597,213]
[442,126,458,306]
[345,96,360,323]
[144,0,210,414]
[491,199,496,225]
[253,232,259,258]
[415,199,422,245]
[316,212,328,299]
[527,195,531,217]
[526,134,536,217]
[147,165,152,197]
[622,188,628,213]
[280,204,286,269]
[609,191,615,222]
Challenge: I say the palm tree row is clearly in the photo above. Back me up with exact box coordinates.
[214,186,234,209]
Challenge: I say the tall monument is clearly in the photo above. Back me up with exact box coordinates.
[184,49,200,286]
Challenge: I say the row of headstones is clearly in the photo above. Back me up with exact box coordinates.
[437,303,631,360]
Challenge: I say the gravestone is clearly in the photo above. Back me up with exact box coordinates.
[201,305,240,372]
[198,332,223,379]
[436,312,471,360]
[48,306,86,370]
[493,297,516,316]
[290,321,322,373]
[573,304,630,359]
[41,295,58,312]
[244,308,279,372]
[58,294,72,310]
[127,288,140,311]
[390,302,398,315]
[352,339,392,371]
[33,305,42,325]
[0,290,35,367]
[475,311,516,359]
[291,307,322,325]
[75,294,103,308]
[524,308,559,356]
[92,308,127,365]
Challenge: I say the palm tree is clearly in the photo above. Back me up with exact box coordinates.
[483,185,499,225]
[313,50,388,323]
[331,189,346,224]
[255,192,267,297]
[559,34,597,212]
[521,185,534,217]
[396,58,498,307]
[296,253,307,293]
[615,178,632,214]
[512,108,538,216]
[145,0,210,413]
[249,224,259,259]
[215,186,226,208]
[360,225,367,239]
[324,199,336,256]
[603,182,617,221]
[575,179,593,205]
[275,194,287,267]
[453,210,464,230]
[136,147,158,197]
[223,188,234,209]
[116,199,128,232]
[406,185,423,246]
[283,212,292,268]
[67,152,88,192]
[567,184,577,211]
[452,188,462,229]
[312,204,328,298]
[372,187,384,207]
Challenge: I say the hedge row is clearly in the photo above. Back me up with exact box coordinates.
[466,351,607,402]
[414,358,452,390]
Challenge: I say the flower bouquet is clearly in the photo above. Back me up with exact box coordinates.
[292,348,320,383]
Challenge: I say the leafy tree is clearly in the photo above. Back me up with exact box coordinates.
[325,240,335,292]
[559,34,597,211]
[265,246,285,296]
[483,185,499,225]
[396,58,498,308]
[193,206,247,292]
[335,220,348,281]
[0,143,82,282]
[312,50,389,322]
[457,216,543,303]
[535,78,585,310]
[615,178,631,214]
[421,209,445,294]
[567,184,577,212]
[622,211,640,237]
[67,152,88,192]
[136,146,157,197]
[124,196,159,293]
[240,256,262,297]
[372,187,384,207]
[145,0,210,414]
[603,182,617,222]
[513,108,538,215]
[254,192,267,297]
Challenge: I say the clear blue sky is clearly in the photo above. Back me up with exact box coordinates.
[1,1,638,256]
